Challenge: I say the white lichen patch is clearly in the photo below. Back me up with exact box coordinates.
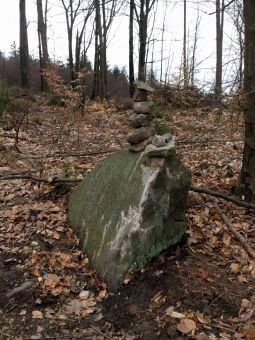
[109,163,160,260]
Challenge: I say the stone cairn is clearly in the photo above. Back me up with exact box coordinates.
[128,81,155,152]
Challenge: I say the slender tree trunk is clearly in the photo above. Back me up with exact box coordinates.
[37,0,49,92]
[183,0,188,88]
[68,27,75,81]
[102,0,108,98]
[215,0,224,99]
[241,0,255,203]
[191,9,200,87]
[19,0,30,89]
[93,0,104,99]
[129,0,135,97]
[37,29,44,91]
[138,0,147,81]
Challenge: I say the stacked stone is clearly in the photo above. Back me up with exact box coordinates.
[128,81,155,152]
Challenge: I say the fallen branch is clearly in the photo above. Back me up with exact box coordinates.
[6,280,36,298]
[177,139,243,145]
[0,174,82,184]
[191,186,255,210]
[20,149,119,159]
[213,200,255,261]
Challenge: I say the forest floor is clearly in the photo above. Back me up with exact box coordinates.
[0,97,255,339]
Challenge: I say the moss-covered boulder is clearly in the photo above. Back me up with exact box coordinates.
[68,150,191,290]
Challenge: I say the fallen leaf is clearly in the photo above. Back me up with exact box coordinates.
[230,263,240,274]
[32,310,44,319]
[66,299,82,316]
[177,318,197,334]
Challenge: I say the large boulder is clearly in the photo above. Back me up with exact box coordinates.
[68,150,191,290]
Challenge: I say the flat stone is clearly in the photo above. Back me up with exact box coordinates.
[152,133,173,147]
[68,151,191,290]
[135,81,154,92]
[128,126,154,144]
[134,101,154,114]
[145,140,176,158]
[129,113,153,128]
[134,89,148,102]
[128,136,152,152]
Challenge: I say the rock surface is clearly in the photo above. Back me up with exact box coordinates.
[134,89,148,102]
[68,150,191,290]
[128,126,154,144]
[152,133,173,147]
[129,113,153,128]
[135,81,154,92]
[134,101,154,114]
[128,136,152,152]
[145,140,175,158]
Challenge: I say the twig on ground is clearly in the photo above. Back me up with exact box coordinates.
[191,186,255,210]
[177,139,243,145]
[0,174,82,184]
[90,325,113,340]
[20,149,119,159]
[213,200,255,260]
[6,280,36,298]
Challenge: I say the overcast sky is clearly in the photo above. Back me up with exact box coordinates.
[0,0,238,90]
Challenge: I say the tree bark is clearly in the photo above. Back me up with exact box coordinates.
[183,0,188,88]
[61,0,83,82]
[138,0,147,81]
[241,0,255,203]
[215,0,224,100]
[129,0,135,97]
[19,0,30,89]
[137,0,157,82]
[37,0,49,92]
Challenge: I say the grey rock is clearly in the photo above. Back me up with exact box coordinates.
[134,89,148,102]
[129,113,153,128]
[145,140,175,158]
[134,101,154,114]
[135,81,154,92]
[152,133,173,147]
[128,126,154,144]
[128,136,152,152]
[68,151,191,290]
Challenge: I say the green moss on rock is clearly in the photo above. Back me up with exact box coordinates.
[68,150,191,290]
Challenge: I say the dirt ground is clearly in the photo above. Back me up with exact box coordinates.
[0,99,255,339]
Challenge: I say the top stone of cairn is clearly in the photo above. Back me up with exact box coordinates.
[135,81,154,93]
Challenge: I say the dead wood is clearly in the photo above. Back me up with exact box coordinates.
[6,280,36,298]
[0,174,82,184]
[213,200,255,260]
[191,186,255,210]
[19,149,119,159]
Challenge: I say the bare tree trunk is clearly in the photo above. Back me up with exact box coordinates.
[159,2,167,83]
[190,9,200,87]
[61,0,83,82]
[102,0,108,97]
[75,3,94,74]
[138,0,147,81]
[19,0,30,89]
[183,0,188,88]
[241,0,255,203]
[129,0,135,97]
[92,0,122,99]
[37,0,49,92]
[215,0,224,99]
